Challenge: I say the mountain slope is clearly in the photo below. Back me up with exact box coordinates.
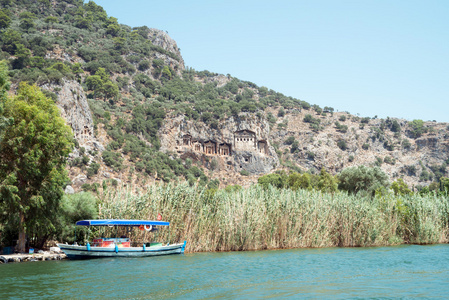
[0,0,447,192]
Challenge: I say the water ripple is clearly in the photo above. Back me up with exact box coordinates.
[1,244,449,299]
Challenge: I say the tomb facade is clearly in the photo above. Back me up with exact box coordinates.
[218,143,231,156]
[182,134,192,146]
[204,141,217,155]
[234,130,256,151]
[178,129,270,157]
[258,140,268,155]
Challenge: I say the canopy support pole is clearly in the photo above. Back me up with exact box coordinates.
[168,226,170,246]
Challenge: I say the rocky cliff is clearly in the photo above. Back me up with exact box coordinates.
[40,79,106,192]
[148,28,185,77]
[157,104,449,188]
[268,108,449,188]
[41,79,103,150]
[39,53,448,191]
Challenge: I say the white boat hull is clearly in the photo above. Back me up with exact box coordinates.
[57,242,186,259]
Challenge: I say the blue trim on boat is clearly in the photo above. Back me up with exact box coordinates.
[181,240,186,253]
[59,247,182,253]
[75,219,170,226]
[65,251,183,260]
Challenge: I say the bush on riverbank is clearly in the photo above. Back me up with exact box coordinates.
[96,183,449,252]
[0,192,98,250]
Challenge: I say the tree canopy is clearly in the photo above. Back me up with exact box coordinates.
[338,165,389,197]
[0,71,73,252]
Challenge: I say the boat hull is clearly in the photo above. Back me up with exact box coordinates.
[57,242,186,259]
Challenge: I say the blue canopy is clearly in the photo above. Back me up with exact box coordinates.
[75,219,170,226]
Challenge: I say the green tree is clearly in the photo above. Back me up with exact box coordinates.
[390,120,401,132]
[19,18,35,32]
[113,37,126,52]
[290,140,299,153]
[317,168,339,194]
[0,9,11,30]
[106,23,120,36]
[103,80,119,100]
[391,178,412,196]
[71,62,83,78]
[408,119,427,138]
[58,192,98,244]
[278,107,285,117]
[0,61,12,137]
[0,82,73,252]
[337,139,348,151]
[138,60,150,71]
[85,75,103,97]
[19,12,36,19]
[75,16,90,29]
[258,172,288,189]
[324,106,334,113]
[44,16,58,29]
[338,165,389,197]
[0,29,22,54]
[48,61,71,75]
[288,172,312,191]
[161,66,172,79]
[95,67,109,82]
[13,44,31,69]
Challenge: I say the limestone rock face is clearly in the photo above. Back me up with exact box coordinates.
[41,80,92,141]
[148,28,185,75]
[41,79,103,150]
[234,151,277,174]
[64,185,75,194]
[267,109,449,188]
[159,114,279,175]
[201,74,231,88]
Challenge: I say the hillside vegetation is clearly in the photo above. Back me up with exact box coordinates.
[0,0,448,193]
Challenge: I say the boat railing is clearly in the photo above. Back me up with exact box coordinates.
[88,238,164,248]
[91,238,130,248]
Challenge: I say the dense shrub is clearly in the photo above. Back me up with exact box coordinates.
[257,169,338,194]
[102,150,123,170]
[284,136,295,145]
[337,139,348,151]
[58,192,98,244]
[408,119,427,138]
[240,170,250,176]
[335,121,348,133]
[87,162,100,178]
[338,165,389,197]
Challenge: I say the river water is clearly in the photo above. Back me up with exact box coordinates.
[1,244,448,299]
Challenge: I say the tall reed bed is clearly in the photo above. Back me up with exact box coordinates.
[97,183,449,252]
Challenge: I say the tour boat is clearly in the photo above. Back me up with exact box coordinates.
[57,219,186,259]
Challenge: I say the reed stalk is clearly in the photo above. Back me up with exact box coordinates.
[96,183,449,252]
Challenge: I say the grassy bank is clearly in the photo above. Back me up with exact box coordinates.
[96,183,449,252]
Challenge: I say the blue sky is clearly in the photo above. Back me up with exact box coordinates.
[92,0,449,122]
